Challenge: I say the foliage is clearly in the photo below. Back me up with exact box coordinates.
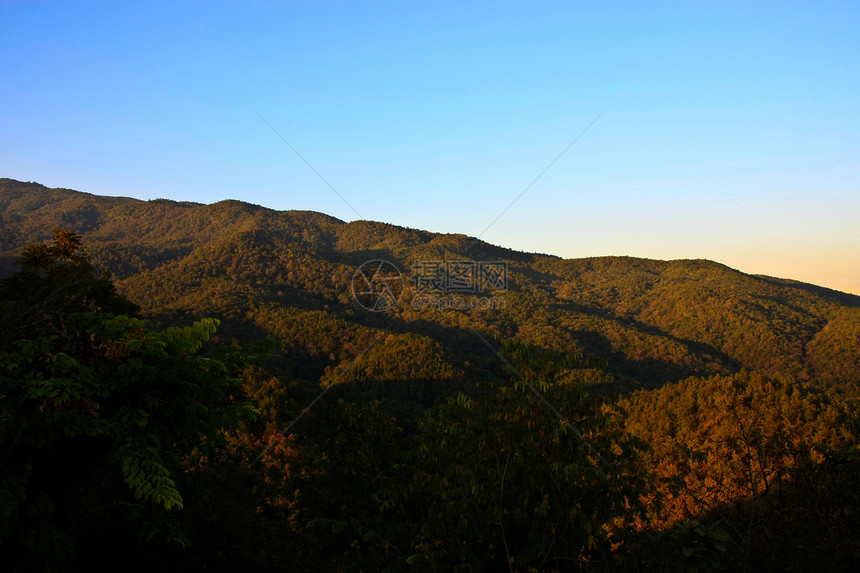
[0,231,251,570]
[2,178,859,394]
[0,227,139,345]
[269,339,647,572]
[2,180,860,570]
[624,371,860,570]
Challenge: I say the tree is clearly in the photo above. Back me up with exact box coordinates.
[0,231,250,571]
[624,371,860,571]
[405,339,644,571]
[0,228,138,346]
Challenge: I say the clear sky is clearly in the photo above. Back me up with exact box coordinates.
[2,1,858,293]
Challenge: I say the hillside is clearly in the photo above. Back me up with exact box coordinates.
[3,178,860,571]
[2,177,858,395]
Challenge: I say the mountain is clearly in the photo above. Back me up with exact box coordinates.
[1,177,858,396]
[3,178,860,571]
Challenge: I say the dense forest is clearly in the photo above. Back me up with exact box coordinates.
[1,178,858,571]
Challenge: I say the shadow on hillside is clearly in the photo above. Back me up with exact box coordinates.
[639,448,860,573]
[755,275,860,308]
[556,300,741,385]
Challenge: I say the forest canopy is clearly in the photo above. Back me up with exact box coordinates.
[1,182,859,571]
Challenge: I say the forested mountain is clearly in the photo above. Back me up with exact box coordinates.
[2,178,859,571]
[2,178,858,395]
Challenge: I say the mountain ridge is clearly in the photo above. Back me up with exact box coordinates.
[2,177,856,296]
[2,177,858,394]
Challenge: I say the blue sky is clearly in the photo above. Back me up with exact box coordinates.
[2,1,858,293]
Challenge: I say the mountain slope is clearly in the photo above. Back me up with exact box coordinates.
[2,177,858,394]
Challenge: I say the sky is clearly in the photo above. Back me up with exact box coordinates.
[2,1,858,294]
